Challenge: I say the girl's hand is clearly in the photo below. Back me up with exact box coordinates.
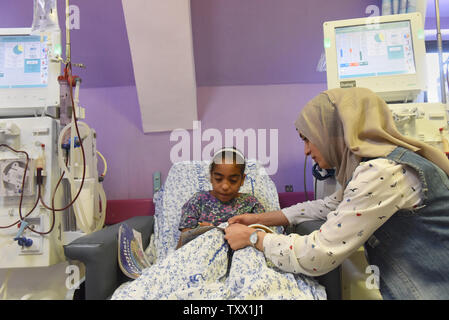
[224,223,253,250]
[228,213,260,226]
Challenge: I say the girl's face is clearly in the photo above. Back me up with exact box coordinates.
[300,133,331,169]
[210,163,245,202]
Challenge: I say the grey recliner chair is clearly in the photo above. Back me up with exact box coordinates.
[64,216,341,300]
[64,216,155,300]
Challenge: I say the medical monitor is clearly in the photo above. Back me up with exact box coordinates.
[323,13,427,103]
[0,28,60,116]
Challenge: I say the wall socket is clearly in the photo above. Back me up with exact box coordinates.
[285,185,293,192]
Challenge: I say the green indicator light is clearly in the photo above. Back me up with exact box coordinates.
[54,44,62,56]
[324,38,331,48]
[417,29,425,40]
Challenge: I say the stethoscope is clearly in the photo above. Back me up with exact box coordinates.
[312,163,335,181]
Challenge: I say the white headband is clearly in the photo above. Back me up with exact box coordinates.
[212,147,245,164]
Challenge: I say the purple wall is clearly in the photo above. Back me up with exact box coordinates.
[190,0,381,86]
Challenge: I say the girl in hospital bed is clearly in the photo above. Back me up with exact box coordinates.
[177,148,265,247]
[111,147,327,300]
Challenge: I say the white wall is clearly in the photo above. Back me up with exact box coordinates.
[122,0,198,133]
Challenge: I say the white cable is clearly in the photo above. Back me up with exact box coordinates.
[93,150,107,231]
[96,150,107,177]
[94,181,107,232]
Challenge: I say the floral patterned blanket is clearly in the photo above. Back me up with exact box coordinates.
[111,227,325,300]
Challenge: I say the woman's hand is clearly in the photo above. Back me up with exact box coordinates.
[228,213,260,226]
[224,223,255,250]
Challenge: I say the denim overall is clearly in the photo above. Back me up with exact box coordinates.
[364,147,449,299]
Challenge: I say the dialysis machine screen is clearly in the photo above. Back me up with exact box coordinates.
[0,28,60,113]
[0,34,49,89]
[335,21,416,80]
[324,12,427,103]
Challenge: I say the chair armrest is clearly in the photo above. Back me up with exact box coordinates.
[287,220,342,300]
[63,215,154,300]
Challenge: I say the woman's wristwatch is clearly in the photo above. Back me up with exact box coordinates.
[249,229,265,247]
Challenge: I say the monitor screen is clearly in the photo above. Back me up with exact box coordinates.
[0,34,49,89]
[335,21,416,80]
[323,12,427,103]
[0,28,60,113]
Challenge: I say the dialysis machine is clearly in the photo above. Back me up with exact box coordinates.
[0,0,106,296]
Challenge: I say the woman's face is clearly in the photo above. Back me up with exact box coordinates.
[300,133,331,169]
[210,163,245,202]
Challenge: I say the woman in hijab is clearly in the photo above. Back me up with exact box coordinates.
[224,87,449,299]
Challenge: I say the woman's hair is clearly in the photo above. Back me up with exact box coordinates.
[209,147,246,176]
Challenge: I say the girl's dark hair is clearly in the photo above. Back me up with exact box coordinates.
[209,147,246,176]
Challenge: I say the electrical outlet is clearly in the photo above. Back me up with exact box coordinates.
[285,185,293,192]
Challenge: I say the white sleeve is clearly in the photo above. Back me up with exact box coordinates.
[281,190,342,225]
[263,159,422,276]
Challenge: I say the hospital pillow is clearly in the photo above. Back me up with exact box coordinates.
[151,159,281,262]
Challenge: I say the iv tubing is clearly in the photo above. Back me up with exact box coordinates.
[435,0,447,104]
[303,155,309,201]
[96,150,108,177]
